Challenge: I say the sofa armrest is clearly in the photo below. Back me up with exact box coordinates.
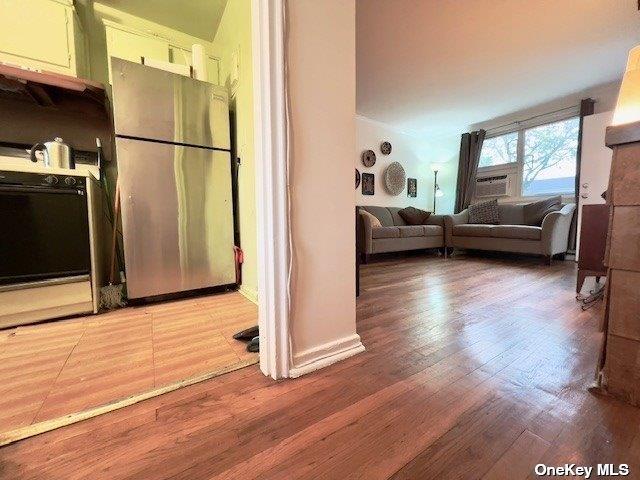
[444,210,469,246]
[358,210,376,254]
[541,204,576,255]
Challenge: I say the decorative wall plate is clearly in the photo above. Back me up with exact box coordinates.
[380,141,392,155]
[384,162,406,196]
[361,149,376,167]
[355,168,361,189]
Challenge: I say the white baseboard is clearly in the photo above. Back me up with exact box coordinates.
[289,333,365,378]
[238,285,258,305]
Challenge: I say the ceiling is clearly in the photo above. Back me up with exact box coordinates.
[357,0,640,137]
[96,0,228,41]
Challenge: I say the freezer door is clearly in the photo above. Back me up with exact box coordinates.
[116,138,235,298]
[111,57,230,150]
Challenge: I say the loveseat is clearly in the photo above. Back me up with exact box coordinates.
[358,206,445,262]
[444,202,576,263]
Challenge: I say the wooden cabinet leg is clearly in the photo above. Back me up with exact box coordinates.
[577,270,587,294]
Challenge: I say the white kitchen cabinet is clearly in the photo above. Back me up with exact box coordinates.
[103,22,220,86]
[0,0,87,77]
[169,46,220,85]
[104,21,169,83]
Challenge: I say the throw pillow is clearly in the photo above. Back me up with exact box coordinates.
[398,206,431,225]
[468,199,500,224]
[523,195,562,226]
[360,209,382,227]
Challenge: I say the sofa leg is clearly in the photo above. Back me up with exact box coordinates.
[443,247,448,259]
[544,255,552,266]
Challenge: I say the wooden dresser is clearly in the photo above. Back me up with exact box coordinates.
[577,204,609,293]
[596,120,640,406]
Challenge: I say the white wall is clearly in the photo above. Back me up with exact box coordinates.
[576,110,614,258]
[356,116,429,209]
[356,115,459,214]
[287,0,362,373]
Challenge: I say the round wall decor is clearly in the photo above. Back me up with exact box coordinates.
[380,141,392,155]
[384,162,406,196]
[361,149,376,167]
[355,168,361,189]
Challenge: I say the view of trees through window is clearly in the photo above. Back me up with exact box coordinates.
[478,117,580,197]
[478,132,518,168]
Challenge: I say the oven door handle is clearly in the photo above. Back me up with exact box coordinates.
[0,185,84,195]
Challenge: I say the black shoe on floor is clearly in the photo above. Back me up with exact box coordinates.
[233,325,259,342]
[247,336,259,353]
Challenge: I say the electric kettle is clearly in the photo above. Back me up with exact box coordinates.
[30,137,74,169]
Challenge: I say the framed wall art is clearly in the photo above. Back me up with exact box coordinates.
[362,173,375,195]
[407,178,417,197]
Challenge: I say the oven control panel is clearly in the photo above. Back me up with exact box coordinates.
[0,171,86,190]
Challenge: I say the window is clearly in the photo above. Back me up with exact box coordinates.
[479,116,579,197]
[522,118,579,196]
[478,132,518,168]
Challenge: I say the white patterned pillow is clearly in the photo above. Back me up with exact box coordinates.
[468,199,500,224]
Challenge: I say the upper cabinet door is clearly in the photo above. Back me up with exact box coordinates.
[105,24,169,82]
[0,0,76,74]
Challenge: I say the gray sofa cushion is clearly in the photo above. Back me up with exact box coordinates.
[361,206,395,226]
[372,226,400,239]
[498,204,525,225]
[492,225,542,241]
[398,226,425,237]
[523,195,562,226]
[387,207,408,226]
[424,225,444,237]
[453,224,494,237]
[468,199,500,224]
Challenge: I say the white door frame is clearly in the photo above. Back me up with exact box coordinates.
[252,0,291,379]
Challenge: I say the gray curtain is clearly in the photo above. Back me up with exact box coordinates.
[454,129,486,213]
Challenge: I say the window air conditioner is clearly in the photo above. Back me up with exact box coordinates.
[475,175,509,197]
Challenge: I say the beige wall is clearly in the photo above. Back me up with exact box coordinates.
[287,0,360,363]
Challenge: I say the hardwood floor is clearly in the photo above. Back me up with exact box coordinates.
[0,292,258,437]
[2,254,639,479]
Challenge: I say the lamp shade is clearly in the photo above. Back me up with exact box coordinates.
[430,163,443,173]
[435,188,444,198]
[612,45,640,126]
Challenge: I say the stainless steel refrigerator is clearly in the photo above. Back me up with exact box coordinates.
[111,57,235,299]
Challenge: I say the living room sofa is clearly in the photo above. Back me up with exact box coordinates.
[358,206,445,262]
[444,202,576,263]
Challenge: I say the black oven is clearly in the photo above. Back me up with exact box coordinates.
[0,171,91,286]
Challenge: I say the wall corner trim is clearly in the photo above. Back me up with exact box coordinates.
[289,334,365,378]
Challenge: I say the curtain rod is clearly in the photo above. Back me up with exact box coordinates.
[485,104,580,134]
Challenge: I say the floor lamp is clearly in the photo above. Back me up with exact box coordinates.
[431,164,444,213]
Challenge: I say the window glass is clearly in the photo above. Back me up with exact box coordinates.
[522,118,579,196]
[478,132,518,168]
